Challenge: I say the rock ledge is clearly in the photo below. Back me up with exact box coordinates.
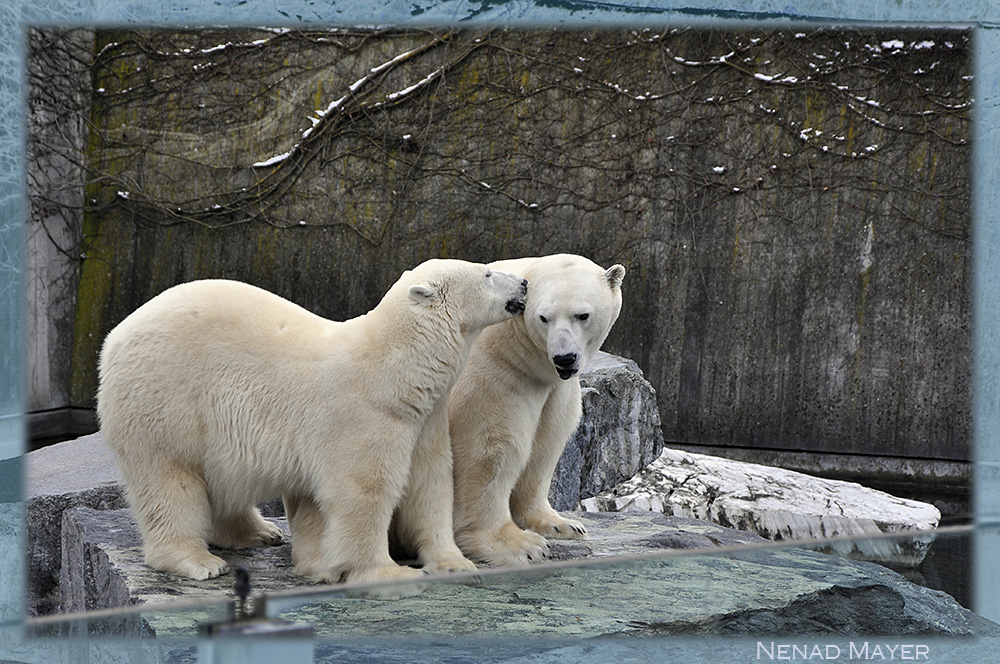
[53,507,983,640]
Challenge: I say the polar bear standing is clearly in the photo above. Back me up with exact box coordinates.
[97,259,526,584]
[449,254,625,566]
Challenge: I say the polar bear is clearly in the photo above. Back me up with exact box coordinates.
[449,254,625,566]
[97,259,527,584]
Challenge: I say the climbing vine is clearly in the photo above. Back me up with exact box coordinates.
[76,27,969,248]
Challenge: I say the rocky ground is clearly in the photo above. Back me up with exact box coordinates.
[15,351,991,663]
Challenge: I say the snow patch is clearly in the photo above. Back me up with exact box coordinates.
[253,151,292,168]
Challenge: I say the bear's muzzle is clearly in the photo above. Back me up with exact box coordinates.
[505,278,528,314]
[553,352,578,379]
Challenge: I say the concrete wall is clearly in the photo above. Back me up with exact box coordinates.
[29,27,971,466]
[26,29,96,443]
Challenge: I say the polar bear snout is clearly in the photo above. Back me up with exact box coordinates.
[553,352,579,379]
[506,298,526,314]
[504,278,528,314]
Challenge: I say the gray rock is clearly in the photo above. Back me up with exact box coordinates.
[549,352,664,510]
[25,432,127,615]
[57,507,301,616]
[581,448,941,566]
[50,507,985,641]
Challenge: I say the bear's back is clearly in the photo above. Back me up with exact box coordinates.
[103,279,347,363]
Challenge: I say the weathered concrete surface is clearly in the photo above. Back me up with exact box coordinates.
[25,29,92,424]
[582,448,940,566]
[55,508,985,640]
[58,508,295,615]
[26,431,121,496]
[549,351,664,510]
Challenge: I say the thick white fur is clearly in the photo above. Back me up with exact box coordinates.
[97,259,526,583]
[449,254,625,567]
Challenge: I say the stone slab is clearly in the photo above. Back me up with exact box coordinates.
[669,443,970,516]
[55,507,987,640]
[25,431,121,498]
[582,448,941,566]
[24,431,129,615]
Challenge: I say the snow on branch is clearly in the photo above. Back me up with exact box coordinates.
[253,35,451,169]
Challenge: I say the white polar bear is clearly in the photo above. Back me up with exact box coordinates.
[449,254,625,566]
[97,259,527,584]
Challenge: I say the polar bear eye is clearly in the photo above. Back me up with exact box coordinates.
[576,313,590,321]
[485,270,493,279]
[539,315,548,324]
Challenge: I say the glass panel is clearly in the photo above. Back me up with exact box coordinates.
[22,526,984,662]
[25,596,233,640]
[256,525,976,641]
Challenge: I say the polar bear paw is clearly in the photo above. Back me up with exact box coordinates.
[520,512,588,540]
[348,563,426,585]
[213,513,286,549]
[423,556,478,575]
[299,562,425,585]
[458,522,551,568]
[344,564,428,599]
[296,563,428,599]
[253,520,286,546]
[148,548,230,580]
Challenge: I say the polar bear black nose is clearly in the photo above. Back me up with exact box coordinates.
[553,353,577,368]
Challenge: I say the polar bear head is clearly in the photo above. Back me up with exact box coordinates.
[401,258,528,332]
[517,254,625,380]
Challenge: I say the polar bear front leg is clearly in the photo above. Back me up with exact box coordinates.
[297,446,426,585]
[394,404,477,575]
[455,520,550,568]
[317,494,426,585]
[288,492,424,599]
[510,381,588,540]
[452,426,550,566]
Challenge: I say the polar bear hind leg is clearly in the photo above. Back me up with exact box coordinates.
[283,494,328,579]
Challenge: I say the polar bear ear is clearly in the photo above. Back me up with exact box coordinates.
[408,283,442,305]
[605,264,626,290]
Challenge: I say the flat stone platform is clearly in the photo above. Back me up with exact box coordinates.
[52,506,990,641]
